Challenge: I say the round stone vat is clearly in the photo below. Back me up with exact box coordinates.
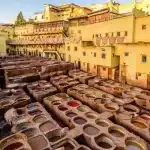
[95,134,114,149]
[21,127,38,138]
[28,135,48,150]
[108,126,125,138]
[51,100,61,106]
[104,103,119,111]
[85,112,98,119]
[46,129,65,143]
[131,118,148,129]
[33,115,47,123]
[83,124,99,136]
[102,94,113,99]
[124,105,140,113]
[16,108,26,115]
[95,119,110,127]
[3,142,23,150]
[39,121,55,133]
[77,105,89,112]
[67,101,80,107]
[59,83,69,87]
[73,117,87,125]
[27,103,39,111]
[14,122,32,132]
[66,112,77,118]
[125,137,146,150]
[58,105,68,111]
[28,109,42,116]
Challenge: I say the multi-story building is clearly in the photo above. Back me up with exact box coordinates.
[4,0,150,89]
[0,23,14,56]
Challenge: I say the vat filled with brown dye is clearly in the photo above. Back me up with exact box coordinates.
[73,117,87,125]
[28,135,48,150]
[83,124,99,135]
[39,121,55,133]
[95,134,114,149]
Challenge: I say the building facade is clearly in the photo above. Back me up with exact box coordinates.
[4,1,150,89]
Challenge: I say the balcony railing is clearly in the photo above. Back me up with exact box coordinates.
[7,38,65,45]
[21,27,68,36]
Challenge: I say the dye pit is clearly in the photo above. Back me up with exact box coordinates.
[0,56,150,150]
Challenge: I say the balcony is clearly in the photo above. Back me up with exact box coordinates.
[21,27,68,36]
[82,41,95,47]
[6,38,65,45]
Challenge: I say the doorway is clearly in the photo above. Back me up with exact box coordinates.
[78,61,81,69]
[87,63,90,72]
[108,68,112,80]
[97,65,101,76]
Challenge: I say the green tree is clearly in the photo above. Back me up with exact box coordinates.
[15,11,26,25]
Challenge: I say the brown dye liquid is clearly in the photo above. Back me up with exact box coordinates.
[48,136,61,142]
[28,135,48,150]
[124,107,136,112]
[74,118,87,125]
[58,106,68,111]
[4,142,23,150]
[105,105,116,110]
[83,125,99,135]
[66,112,77,118]
[86,113,97,119]
[97,141,112,149]
[22,128,37,138]
[96,120,109,127]
[40,121,55,132]
[34,116,47,123]
[63,143,75,150]
[109,129,124,137]
[132,121,147,129]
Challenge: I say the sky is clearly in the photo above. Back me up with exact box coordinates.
[0,0,131,23]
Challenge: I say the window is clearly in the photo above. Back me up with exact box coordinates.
[124,52,129,56]
[112,53,115,57]
[94,65,97,69]
[74,47,77,51]
[83,52,86,56]
[35,16,37,20]
[111,33,114,37]
[67,46,70,51]
[42,15,44,19]
[117,32,120,36]
[101,53,106,59]
[106,33,108,37]
[142,55,147,63]
[93,34,94,38]
[142,25,146,30]
[94,52,96,57]
[96,34,98,38]
[78,30,81,34]
[125,31,128,36]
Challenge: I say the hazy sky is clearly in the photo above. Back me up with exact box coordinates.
[0,0,131,23]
